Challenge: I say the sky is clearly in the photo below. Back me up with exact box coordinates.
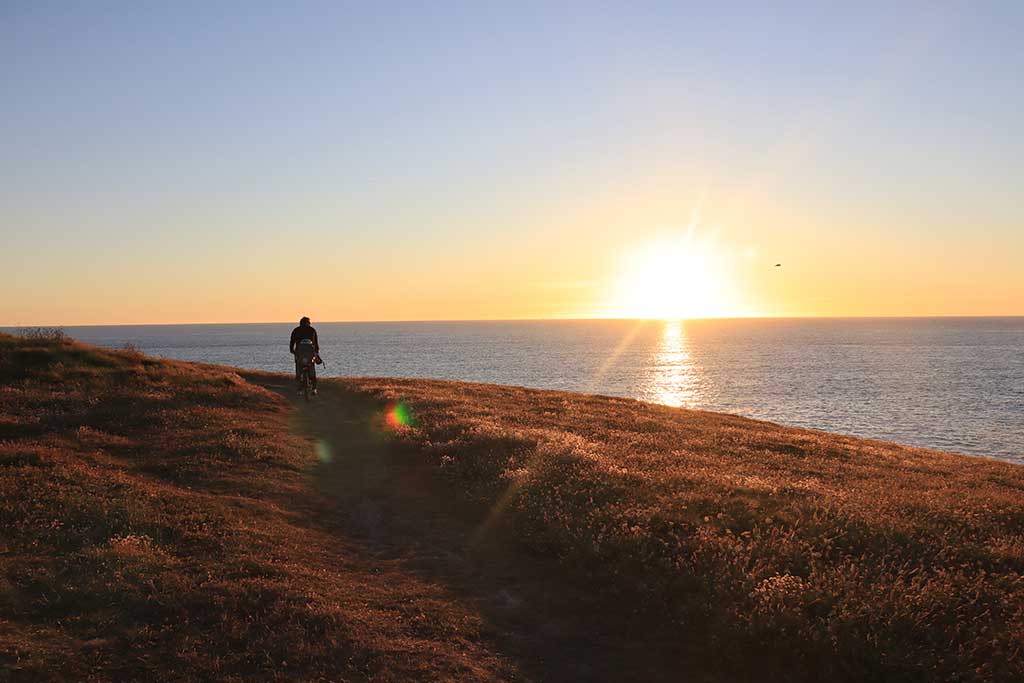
[2,1,1022,325]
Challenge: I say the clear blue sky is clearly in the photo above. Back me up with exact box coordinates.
[2,1,1022,324]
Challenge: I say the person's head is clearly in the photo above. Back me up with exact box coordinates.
[299,316,311,327]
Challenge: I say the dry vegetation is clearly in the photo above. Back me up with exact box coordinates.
[2,332,1023,682]
[0,334,517,682]
[351,377,1024,682]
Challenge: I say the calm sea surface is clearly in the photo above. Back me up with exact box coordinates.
[18,318,1024,463]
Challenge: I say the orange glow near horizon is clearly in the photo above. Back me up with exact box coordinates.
[2,199,1022,326]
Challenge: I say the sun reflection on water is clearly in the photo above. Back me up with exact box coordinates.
[647,320,703,407]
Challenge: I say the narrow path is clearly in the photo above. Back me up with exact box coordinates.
[248,373,720,683]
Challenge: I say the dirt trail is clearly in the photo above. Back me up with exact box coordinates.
[248,373,715,683]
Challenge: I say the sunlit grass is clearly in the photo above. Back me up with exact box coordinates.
[0,333,513,681]
[357,375,1024,682]
[4,332,1022,682]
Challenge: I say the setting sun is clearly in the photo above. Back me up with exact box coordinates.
[608,230,738,319]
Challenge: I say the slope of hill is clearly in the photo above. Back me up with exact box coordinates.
[2,332,1022,682]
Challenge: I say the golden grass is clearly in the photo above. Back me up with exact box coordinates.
[349,377,1024,681]
[0,334,515,682]
[2,332,1022,681]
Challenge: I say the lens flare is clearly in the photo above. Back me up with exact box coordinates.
[385,400,414,429]
[315,439,333,463]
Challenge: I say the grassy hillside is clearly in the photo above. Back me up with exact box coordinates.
[338,379,1024,682]
[0,333,517,682]
[2,332,1023,682]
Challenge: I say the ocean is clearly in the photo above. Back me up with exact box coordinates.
[15,318,1023,463]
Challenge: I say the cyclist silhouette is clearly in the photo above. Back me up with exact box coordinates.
[289,316,320,394]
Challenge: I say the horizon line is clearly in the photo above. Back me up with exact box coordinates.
[5,314,1024,328]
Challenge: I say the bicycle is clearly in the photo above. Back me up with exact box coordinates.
[298,354,315,402]
[294,339,320,402]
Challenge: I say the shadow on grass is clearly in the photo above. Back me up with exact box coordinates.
[247,372,720,683]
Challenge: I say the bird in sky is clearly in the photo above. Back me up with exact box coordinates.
[774,263,782,267]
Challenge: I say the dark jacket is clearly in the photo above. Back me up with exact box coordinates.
[289,325,319,354]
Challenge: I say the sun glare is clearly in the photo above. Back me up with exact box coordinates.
[609,230,736,319]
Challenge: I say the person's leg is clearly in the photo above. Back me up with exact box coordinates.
[309,361,317,390]
[294,356,303,387]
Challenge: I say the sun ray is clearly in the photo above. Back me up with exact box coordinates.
[584,319,649,394]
